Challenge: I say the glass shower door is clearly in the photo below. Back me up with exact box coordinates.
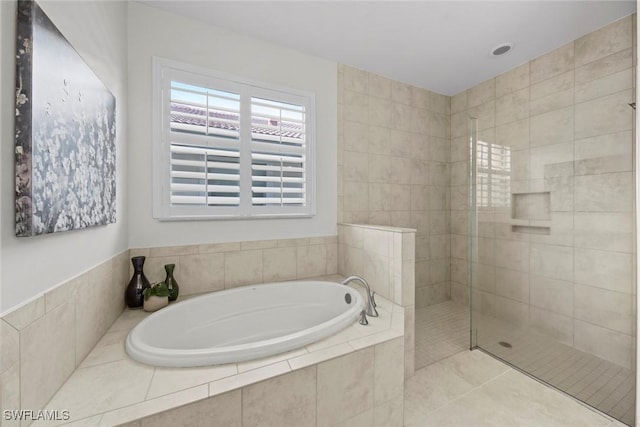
[468,102,636,425]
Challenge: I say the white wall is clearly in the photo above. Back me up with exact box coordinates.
[0,0,129,313]
[127,2,337,248]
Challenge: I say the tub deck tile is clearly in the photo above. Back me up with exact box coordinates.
[33,282,404,427]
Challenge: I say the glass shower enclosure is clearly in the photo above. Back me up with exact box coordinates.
[468,95,636,425]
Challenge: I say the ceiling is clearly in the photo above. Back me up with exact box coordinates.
[141,1,636,96]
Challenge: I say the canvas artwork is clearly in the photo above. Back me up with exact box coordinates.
[15,0,116,237]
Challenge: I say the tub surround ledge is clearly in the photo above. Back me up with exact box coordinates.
[31,277,405,427]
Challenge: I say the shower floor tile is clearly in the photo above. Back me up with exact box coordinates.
[415,301,470,369]
[414,300,635,426]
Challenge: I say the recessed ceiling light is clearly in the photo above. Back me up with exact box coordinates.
[491,43,514,57]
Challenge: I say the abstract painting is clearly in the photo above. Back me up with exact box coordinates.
[15,0,116,237]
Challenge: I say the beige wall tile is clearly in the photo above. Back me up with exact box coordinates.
[224,250,262,288]
[529,307,573,345]
[326,243,339,275]
[467,79,495,108]
[530,275,574,316]
[262,247,297,282]
[344,150,369,182]
[45,275,81,314]
[575,47,633,84]
[344,66,368,93]
[141,390,241,427]
[494,296,529,326]
[575,284,633,335]
[374,337,404,404]
[404,304,415,378]
[0,321,19,375]
[243,367,316,427]
[530,42,574,84]
[343,90,369,124]
[390,185,411,211]
[77,259,121,364]
[369,184,391,211]
[451,91,467,114]
[529,244,574,282]
[495,119,529,151]
[391,103,412,132]
[2,297,45,331]
[343,182,369,211]
[430,92,450,115]
[495,87,529,126]
[178,253,225,295]
[341,225,364,248]
[451,111,468,138]
[468,101,495,130]
[1,362,20,427]
[391,81,412,105]
[530,107,573,147]
[317,348,374,427]
[369,154,392,183]
[495,268,529,303]
[21,302,75,414]
[574,248,632,293]
[369,126,391,155]
[363,250,391,299]
[574,89,633,140]
[574,172,633,212]
[494,239,530,272]
[297,244,328,278]
[149,245,198,258]
[574,320,632,369]
[390,156,411,185]
[575,68,632,103]
[389,129,413,157]
[575,130,632,176]
[575,15,632,67]
[369,73,391,100]
[496,63,530,98]
[368,97,391,127]
[411,87,430,110]
[529,142,573,180]
[343,120,368,153]
[574,212,633,252]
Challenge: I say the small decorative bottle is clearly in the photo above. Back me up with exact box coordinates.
[164,263,179,301]
[125,256,151,308]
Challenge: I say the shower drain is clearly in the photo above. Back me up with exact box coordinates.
[498,341,512,348]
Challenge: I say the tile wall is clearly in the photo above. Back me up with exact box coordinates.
[0,251,130,427]
[130,236,338,295]
[337,65,452,308]
[119,337,405,427]
[0,237,339,425]
[450,15,637,368]
[337,223,416,376]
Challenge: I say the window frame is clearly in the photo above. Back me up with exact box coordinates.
[152,57,316,220]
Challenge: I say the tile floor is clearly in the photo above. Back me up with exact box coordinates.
[404,350,626,427]
[413,300,634,426]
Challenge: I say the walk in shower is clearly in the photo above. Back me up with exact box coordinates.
[464,15,637,425]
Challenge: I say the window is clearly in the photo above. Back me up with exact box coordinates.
[476,140,510,208]
[153,58,315,220]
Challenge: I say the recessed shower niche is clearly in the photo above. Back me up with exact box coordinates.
[511,192,551,234]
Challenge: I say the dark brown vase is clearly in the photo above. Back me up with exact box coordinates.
[164,263,179,301]
[125,256,151,308]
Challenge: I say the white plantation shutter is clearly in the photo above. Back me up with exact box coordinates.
[153,59,315,219]
[250,96,307,207]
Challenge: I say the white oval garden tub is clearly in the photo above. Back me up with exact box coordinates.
[125,280,364,367]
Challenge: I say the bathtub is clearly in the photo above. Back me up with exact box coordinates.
[125,280,365,367]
